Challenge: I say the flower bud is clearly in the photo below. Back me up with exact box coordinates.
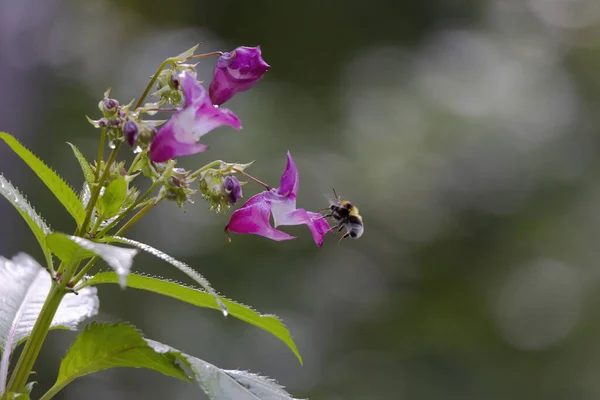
[171,74,180,90]
[123,120,139,147]
[221,175,242,205]
[104,98,119,111]
[209,46,270,106]
[154,68,183,106]
[161,168,195,208]
[100,98,120,118]
[86,116,108,129]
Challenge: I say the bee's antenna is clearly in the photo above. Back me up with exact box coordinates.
[332,188,339,200]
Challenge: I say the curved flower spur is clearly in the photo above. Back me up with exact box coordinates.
[225,152,331,247]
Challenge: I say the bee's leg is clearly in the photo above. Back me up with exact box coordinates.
[329,224,339,234]
[315,213,333,222]
[338,232,350,244]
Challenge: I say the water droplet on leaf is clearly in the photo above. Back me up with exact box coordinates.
[218,299,228,317]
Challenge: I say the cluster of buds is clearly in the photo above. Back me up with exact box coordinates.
[159,167,197,207]
[87,89,158,151]
[197,161,252,213]
[151,45,201,107]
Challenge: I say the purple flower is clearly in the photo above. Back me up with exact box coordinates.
[222,175,243,205]
[225,152,331,247]
[209,46,271,106]
[123,120,139,147]
[149,72,242,163]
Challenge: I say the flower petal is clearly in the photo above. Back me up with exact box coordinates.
[190,102,241,139]
[270,194,297,228]
[275,208,331,247]
[277,152,299,198]
[180,71,206,106]
[222,175,243,205]
[149,118,209,163]
[148,73,242,163]
[225,193,295,242]
[179,73,242,140]
[209,46,271,106]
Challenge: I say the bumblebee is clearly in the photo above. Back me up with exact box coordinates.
[322,189,364,243]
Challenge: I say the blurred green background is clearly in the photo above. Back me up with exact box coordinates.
[2,0,600,399]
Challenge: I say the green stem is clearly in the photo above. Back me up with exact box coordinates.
[95,129,106,181]
[126,150,144,176]
[232,168,272,191]
[70,198,159,286]
[186,51,223,60]
[77,142,121,237]
[114,199,158,237]
[6,284,66,393]
[69,257,98,289]
[90,216,103,235]
[135,51,221,111]
[39,378,67,400]
[44,249,55,277]
[188,160,223,181]
[55,261,67,277]
[135,59,174,109]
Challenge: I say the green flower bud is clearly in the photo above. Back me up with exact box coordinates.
[198,169,244,214]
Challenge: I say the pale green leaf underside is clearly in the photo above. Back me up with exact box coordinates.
[0,253,99,352]
[185,355,301,400]
[83,272,302,364]
[0,175,52,266]
[67,143,94,187]
[0,253,98,392]
[47,234,137,288]
[0,132,85,226]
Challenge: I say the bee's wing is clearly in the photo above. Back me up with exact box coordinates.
[322,193,338,207]
[323,188,340,206]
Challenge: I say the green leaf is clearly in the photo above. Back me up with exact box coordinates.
[172,43,199,62]
[83,272,303,365]
[66,143,94,187]
[96,177,127,219]
[41,322,190,400]
[105,236,228,315]
[46,233,95,262]
[46,233,137,288]
[43,323,299,400]
[0,132,85,227]
[0,175,53,268]
[0,253,99,393]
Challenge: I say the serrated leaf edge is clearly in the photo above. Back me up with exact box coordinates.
[0,133,85,225]
[81,271,302,364]
[0,175,52,235]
